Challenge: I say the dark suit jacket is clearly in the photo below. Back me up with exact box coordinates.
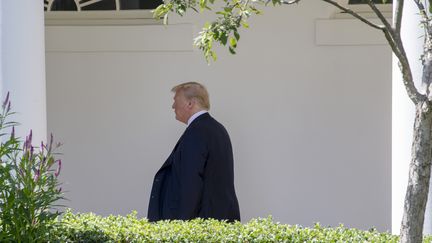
[147,113,240,222]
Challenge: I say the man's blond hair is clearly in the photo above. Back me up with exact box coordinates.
[172,82,210,110]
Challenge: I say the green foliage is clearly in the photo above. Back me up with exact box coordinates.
[0,93,64,242]
[153,0,268,62]
[46,210,405,242]
[153,0,401,62]
[429,0,432,14]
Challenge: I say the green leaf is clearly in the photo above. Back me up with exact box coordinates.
[229,37,237,48]
[220,33,228,45]
[214,29,220,38]
[199,0,207,10]
[241,21,249,28]
[211,51,217,61]
[249,6,262,15]
[229,46,236,54]
[234,31,240,41]
[152,3,172,18]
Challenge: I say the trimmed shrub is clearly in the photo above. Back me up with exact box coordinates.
[47,210,413,242]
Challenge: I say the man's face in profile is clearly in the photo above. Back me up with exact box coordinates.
[172,90,190,124]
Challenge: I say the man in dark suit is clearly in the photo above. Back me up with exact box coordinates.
[148,82,240,222]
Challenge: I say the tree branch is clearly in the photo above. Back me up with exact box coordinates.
[365,0,404,55]
[309,0,420,105]
[321,0,384,30]
[363,0,425,103]
[382,28,425,104]
[394,0,403,34]
[411,1,432,100]
[413,0,430,26]
[366,0,393,32]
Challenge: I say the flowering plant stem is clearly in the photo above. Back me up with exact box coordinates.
[0,92,64,242]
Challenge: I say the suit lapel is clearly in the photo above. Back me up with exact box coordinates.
[158,131,186,171]
[158,113,210,171]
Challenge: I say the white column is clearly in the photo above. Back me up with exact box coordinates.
[1,0,47,143]
[392,0,427,234]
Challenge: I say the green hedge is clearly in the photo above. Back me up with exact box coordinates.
[45,210,432,242]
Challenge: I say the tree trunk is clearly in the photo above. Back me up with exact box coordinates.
[400,101,432,243]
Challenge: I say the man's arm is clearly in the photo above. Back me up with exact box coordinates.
[172,131,207,219]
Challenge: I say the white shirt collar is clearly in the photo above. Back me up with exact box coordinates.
[188,110,208,126]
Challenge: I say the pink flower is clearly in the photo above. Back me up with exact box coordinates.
[10,126,15,139]
[2,92,9,109]
[29,146,34,161]
[55,159,62,177]
[34,169,40,182]
[28,130,33,145]
[24,130,33,150]
[49,133,54,149]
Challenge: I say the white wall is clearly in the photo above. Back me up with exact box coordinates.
[45,0,392,231]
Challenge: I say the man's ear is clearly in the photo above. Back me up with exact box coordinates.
[188,98,196,108]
